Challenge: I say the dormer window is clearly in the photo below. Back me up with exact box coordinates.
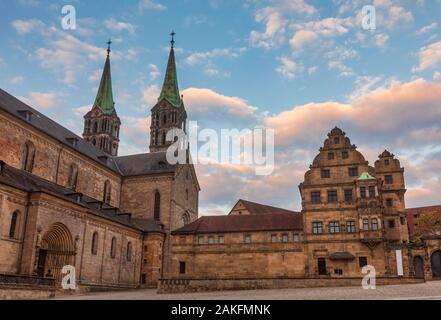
[384,159,390,166]
[17,110,33,121]
[66,137,79,148]
[342,151,349,159]
[334,137,340,144]
[328,152,335,160]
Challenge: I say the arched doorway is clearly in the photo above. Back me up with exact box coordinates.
[36,223,76,283]
[431,251,441,278]
[413,256,425,278]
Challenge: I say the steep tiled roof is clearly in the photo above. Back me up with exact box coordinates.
[0,162,164,233]
[172,212,303,235]
[233,199,300,215]
[115,152,175,176]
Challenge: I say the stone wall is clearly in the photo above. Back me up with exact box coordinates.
[170,231,306,279]
[0,111,122,207]
[158,276,425,294]
[0,184,28,274]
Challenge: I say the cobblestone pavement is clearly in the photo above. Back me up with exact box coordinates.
[53,280,441,300]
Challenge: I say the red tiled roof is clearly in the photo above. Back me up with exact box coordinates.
[232,199,299,215]
[406,205,441,238]
[172,212,303,235]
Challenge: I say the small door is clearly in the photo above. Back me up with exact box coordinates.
[431,251,441,278]
[318,258,327,276]
[37,249,48,278]
[413,256,424,278]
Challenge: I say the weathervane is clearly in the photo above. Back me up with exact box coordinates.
[170,30,176,49]
[107,39,112,56]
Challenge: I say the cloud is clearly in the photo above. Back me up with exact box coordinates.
[104,18,136,35]
[415,22,438,36]
[14,22,131,85]
[89,69,102,82]
[10,76,24,85]
[142,84,161,107]
[434,71,441,82]
[148,64,160,81]
[11,19,44,34]
[374,33,390,48]
[265,79,441,146]
[185,47,246,65]
[138,0,167,12]
[19,92,58,110]
[289,30,318,50]
[119,116,151,155]
[249,0,317,49]
[413,41,441,72]
[275,56,304,79]
[182,88,258,118]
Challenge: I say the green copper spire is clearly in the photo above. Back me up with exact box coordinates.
[158,31,182,107]
[94,40,116,115]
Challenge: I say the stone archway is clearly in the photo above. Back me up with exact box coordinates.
[431,250,441,278]
[413,256,425,278]
[37,223,76,283]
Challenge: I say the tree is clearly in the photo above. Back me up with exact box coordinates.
[413,211,441,242]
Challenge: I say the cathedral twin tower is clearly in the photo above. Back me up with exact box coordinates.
[82,35,188,156]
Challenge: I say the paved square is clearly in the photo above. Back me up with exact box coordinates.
[54,280,441,300]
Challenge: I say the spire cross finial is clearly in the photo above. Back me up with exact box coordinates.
[170,30,176,49]
[107,39,112,56]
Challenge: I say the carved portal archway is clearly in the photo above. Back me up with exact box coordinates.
[36,223,76,283]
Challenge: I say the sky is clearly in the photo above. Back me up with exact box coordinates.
[0,0,441,215]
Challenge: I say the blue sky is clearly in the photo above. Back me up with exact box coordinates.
[1,0,441,215]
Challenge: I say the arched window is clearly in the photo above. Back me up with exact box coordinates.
[92,138,97,146]
[91,232,98,255]
[182,212,190,226]
[162,132,167,144]
[21,141,35,172]
[110,237,117,258]
[163,114,167,125]
[93,121,98,133]
[103,180,111,204]
[127,242,132,262]
[154,191,161,221]
[371,218,379,231]
[9,211,19,239]
[67,164,79,190]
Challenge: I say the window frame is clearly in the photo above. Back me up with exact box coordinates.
[329,221,340,233]
[327,190,338,203]
[9,211,19,239]
[110,237,117,259]
[371,218,379,231]
[346,220,356,233]
[311,191,321,204]
[312,222,323,234]
[321,169,331,179]
[363,219,370,231]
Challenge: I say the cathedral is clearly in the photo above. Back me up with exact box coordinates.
[0,36,440,298]
[0,37,199,293]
